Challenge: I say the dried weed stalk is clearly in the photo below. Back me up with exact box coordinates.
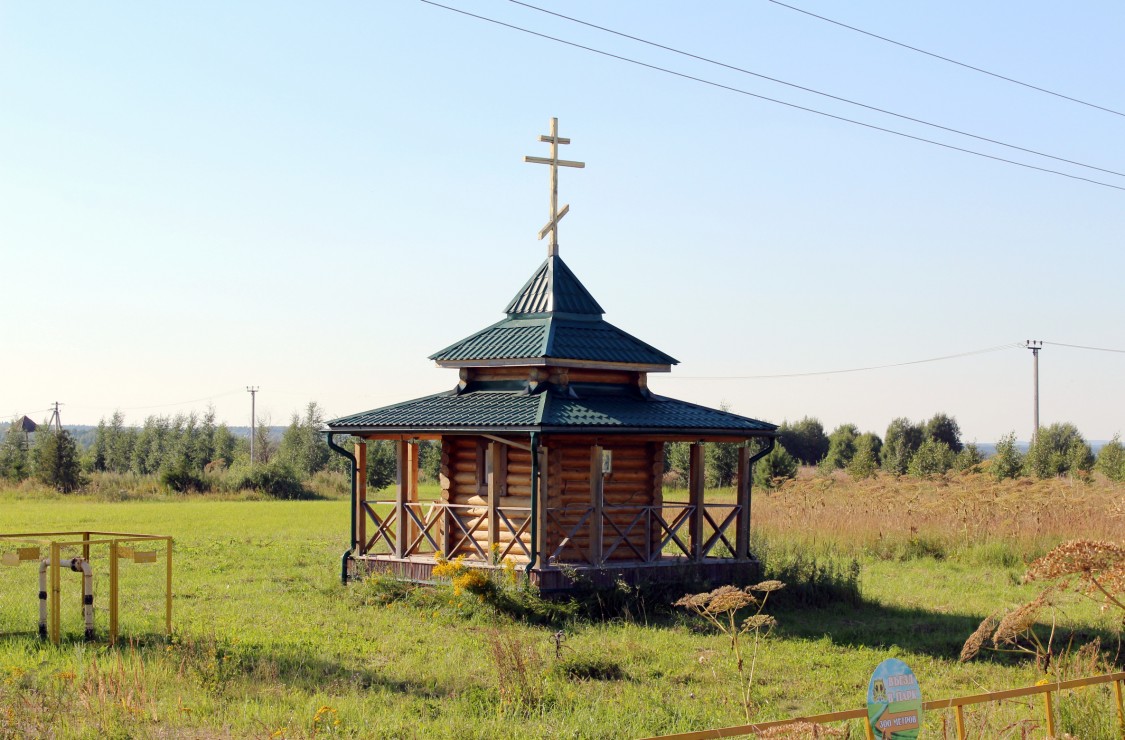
[675,581,784,721]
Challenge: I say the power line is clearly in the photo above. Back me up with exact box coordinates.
[661,343,1022,380]
[65,389,245,412]
[1044,340,1125,354]
[766,0,1125,119]
[418,1,1125,193]
[509,0,1125,179]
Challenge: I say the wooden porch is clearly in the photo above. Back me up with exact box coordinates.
[346,434,767,591]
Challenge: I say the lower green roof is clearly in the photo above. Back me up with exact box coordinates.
[326,390,776,436]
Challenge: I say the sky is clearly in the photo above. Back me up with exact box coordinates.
[2,1,1123,443]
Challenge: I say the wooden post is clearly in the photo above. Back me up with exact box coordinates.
[395,440,408,559]
[590,445,604,565]
[735,446,751,560]
[407,441,420,549]
[1043,689,1056,738]
[355,441,367,554]
[954,705,966,739]
[689,443,705,561]
[486,442,507,561]
[650,442,664,562]
[536,444,550,569]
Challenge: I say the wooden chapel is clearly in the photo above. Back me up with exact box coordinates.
[326,119,777,591]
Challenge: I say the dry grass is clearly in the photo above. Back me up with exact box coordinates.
[747,470,1125,558]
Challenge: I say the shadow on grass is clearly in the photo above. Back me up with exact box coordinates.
[2,632,456,700]
[773,598,1124,666]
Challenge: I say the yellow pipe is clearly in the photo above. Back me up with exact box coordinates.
[109,540,119,646]
[49,543,60,645]
[165,538,173,636]
[1114,679,1124,738]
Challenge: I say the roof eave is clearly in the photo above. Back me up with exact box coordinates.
[434,358,674,372]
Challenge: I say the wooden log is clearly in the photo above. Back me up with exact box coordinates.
[459,494,532,508]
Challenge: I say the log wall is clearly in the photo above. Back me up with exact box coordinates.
[544,440,662,563]
[440,436,533,561]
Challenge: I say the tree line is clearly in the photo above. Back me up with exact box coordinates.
[5,405,1123,495]
[738,414,1124,486]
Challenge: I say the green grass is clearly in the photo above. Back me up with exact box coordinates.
[0,494,1122,738]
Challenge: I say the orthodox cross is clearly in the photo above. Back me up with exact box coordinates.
[524,117,584,256]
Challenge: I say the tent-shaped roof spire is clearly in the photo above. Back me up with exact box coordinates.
[504,254,604,316]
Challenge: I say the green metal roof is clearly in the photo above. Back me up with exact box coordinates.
[326,389,776,436]
[430,254,678,367]
[429,316,678,366]
[504,255,604,315]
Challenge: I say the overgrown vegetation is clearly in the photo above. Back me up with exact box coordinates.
[1,474,1123,737]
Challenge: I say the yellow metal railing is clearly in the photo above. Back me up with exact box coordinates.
[643,671,1125,739]
[0,531,172,645]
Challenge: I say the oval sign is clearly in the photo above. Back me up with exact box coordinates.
[867,658,922,739]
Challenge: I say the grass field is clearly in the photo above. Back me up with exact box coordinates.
[1,471,1123,738]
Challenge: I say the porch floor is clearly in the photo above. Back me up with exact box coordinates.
[350,553,762,593]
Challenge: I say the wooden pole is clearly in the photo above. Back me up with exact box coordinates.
[394,440,408,559]
[689,443,705,561]
[536,445,551,569]
[735,446,751,560]
[549,117,559,256]
[407,441,420,550]
[355,441,367,554]
[1043,689,1056,737]
[487,442,501,560]
[590,445,604,565]
[955,705,966,739]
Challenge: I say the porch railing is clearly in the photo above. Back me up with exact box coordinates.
[358,501,742,566]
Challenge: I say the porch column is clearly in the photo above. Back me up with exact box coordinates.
[688,442,705,560]
[535,443,550,569]
[395,440,419,558]
[355,441,368,554]
[487,442,507,560]
[407,441,419,549]
[589,445,604,565]
[395,440,408,558]
[735,445,751,560]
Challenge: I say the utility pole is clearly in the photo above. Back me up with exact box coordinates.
[47,402,63,433]
[1025,341,1042,441]
[246,386,259,465]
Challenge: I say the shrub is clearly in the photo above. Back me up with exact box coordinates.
[882,418,924,475]
[777,417,829,466]
[230,461,310,499]
[925,413,964,453]
[846,436,878,480]
[1024,423,1093,479]
[819,424,858,471]
[754,442,798,489]
[952,442,985,473]
[159,462,207,493]
[1095,435,1125,481]
[907,439,954,478]
[991,432,1023,480]
[31,428,85,493]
